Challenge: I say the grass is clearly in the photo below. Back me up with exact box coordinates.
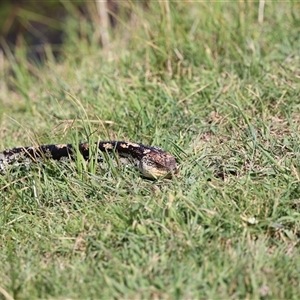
[1,1,300,299]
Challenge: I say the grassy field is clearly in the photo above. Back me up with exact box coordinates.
[1,1,300,299]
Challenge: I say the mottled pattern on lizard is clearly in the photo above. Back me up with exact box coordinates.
[0,141,178,179]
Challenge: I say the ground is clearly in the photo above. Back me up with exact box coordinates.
[1,1,300,299]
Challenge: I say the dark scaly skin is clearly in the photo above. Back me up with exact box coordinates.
[0,141,178,179]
